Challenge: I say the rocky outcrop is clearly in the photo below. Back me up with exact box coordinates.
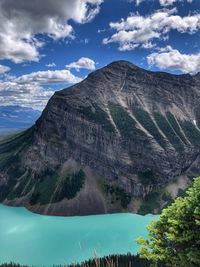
[1,61,200,216]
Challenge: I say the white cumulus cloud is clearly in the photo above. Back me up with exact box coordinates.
[0,64,10,75]
[0,69,82,110]
[46,63,56,68]
[0,0,103,63]
[15,70,82,85]
[147,46,200,74]
[103,8,200,51]
[159,0,193,6]
[131,0,193,6]
[66,57,96,71]
[130,0,145,6]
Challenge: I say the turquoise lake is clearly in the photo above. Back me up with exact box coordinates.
[0,204,158,266]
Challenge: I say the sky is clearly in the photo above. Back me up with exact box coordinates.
[0,0,200,110]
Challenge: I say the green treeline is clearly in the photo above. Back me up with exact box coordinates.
[0,254,155,267]
[30,169,85,205]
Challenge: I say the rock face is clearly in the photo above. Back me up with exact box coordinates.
[1,61,200,216]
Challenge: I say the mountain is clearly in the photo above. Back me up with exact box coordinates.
[0,106,41,129]
[1,61,200,216]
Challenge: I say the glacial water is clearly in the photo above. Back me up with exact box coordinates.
[0,204,158,266]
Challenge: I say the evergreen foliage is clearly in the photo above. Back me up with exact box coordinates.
[179,120,200,146]
[0,254,153,267]
[132,107,166,148]
[109,102,149,145]
[78,103,115,133]
[138,192,161,215]
[53,169,85,202]
[154,113,183,151]
[138,170,159,185]
[102,182,131,209]
[165,112,188,145]
[30,169,85,205]
[137,177,200,267]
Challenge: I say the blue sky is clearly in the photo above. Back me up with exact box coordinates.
[0,0,200,110]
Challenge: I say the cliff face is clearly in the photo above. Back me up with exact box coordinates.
[1,61,200,216]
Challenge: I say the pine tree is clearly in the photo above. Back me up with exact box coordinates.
[137,177,200,267]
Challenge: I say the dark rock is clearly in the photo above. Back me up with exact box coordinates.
[1,61,200,215]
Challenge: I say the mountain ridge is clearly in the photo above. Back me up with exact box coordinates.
[1,60,200,216]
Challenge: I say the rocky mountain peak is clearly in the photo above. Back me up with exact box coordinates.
[1,62,200,216]
[105,60,142,70]
[195,72,200,80]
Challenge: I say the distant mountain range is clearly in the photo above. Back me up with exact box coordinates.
[1,61,200,216]
[0,106,41,129]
